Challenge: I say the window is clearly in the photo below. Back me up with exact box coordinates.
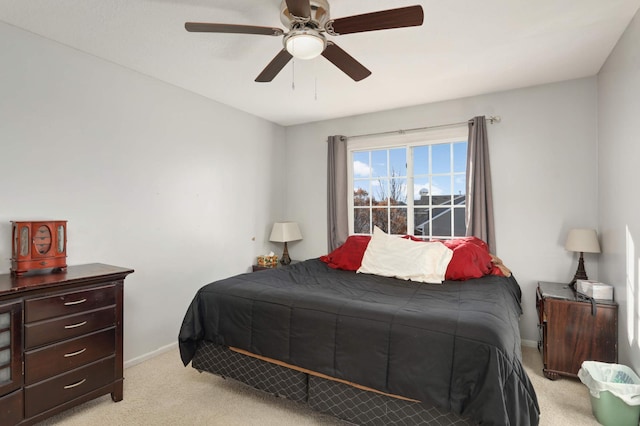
[348,129,467,239]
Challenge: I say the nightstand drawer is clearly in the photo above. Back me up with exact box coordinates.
[24,306,115,349]
[24,355,115,418]
[25,328,115,384]
[25,284,116,323]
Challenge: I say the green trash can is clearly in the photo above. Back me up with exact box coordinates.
[578,361,640,426]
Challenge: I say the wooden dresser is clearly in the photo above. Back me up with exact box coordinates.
[536,281,617,380]
[0,263,133,425]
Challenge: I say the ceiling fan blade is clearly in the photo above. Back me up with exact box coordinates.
[327,5,424,35]
[285,0,311,19]
[321,42,371,82]
[255,49,293,82]
[185,22,284,36]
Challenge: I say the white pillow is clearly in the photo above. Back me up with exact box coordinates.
[357,226,453,284]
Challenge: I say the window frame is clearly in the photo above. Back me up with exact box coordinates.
[347,126,468,237]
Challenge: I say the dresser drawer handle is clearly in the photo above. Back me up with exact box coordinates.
[64,321,87,329]
[64,298,87,306]
[64,378,86,390]
[64,348,87,358]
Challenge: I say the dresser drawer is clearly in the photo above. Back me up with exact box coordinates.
[25,284,116,323]
[24,355,115,419]
[24,306,115,349]
[25,328,115,384]
[0,389,23,426]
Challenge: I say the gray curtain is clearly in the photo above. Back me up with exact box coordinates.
[327,135,348,251]
[466,116,496,253]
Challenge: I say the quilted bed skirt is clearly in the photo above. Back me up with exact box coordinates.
[191,341,476,426]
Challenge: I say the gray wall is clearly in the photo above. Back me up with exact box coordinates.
[0,22,287,364]
[284,77,599,345]
[598,8,640,369]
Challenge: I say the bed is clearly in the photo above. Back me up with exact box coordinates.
[179,234,540,425]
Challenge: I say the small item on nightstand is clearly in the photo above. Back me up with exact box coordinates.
[576,279,614,300]
[257,252,279,268]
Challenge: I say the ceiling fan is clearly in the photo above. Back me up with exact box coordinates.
[185,0,424,83]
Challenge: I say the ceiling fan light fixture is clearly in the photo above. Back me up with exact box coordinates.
[284,30,326,60]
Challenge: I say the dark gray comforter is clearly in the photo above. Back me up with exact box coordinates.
[179,259,539,425]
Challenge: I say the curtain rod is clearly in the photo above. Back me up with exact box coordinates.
[342,115,501,141]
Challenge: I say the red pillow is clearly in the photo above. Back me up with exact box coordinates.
[439,237,494,280]
[320,235,371,271]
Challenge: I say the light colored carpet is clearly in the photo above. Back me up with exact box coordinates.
[38,345,601,425]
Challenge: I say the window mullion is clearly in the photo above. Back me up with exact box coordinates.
[428,144,433,239]
[407,147,415,236]
[450,145,454,238]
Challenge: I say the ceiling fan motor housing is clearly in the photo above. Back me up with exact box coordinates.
[280,0,330,29]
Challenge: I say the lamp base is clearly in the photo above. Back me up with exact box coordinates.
[570,251,589,289]
[280,242,291,265]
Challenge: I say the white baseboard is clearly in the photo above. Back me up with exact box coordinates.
[521,339,538,348]
[125,341,178,369]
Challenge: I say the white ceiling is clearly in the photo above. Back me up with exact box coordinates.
[1,0,639,126]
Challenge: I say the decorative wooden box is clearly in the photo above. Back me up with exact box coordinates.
[257,255,278,267]
[11,221,67,276]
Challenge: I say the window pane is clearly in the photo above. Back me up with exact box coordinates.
[390,208,407,235]
[453,173,466,197]
[353,151,370,177]
[373,180,388,205]
[354,208,371,234]
[454,187,465,207]
[414,145,429,175]
[432,144,451,174]
[432,195,451,207]
[372,208,388,233]
[414,209,430,236]
[371,150,387,178]
[432,208,452,236]
[353,182,370,206]
[414,177,429,205]
[432,175,451,202]
[389,148,406,177]
[453,142,467,173]
[389,177,407,205]
[454,208,466,237]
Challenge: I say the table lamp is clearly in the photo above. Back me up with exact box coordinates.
[565,228,601,287]
[270,222,302,265]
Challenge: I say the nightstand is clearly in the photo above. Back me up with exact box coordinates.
[252,261,299,272]
[536,281,618,380]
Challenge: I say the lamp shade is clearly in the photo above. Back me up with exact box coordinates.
[564,228,601,253]
[270,222,302,243]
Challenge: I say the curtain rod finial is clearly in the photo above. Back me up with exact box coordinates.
[488,116,501,124]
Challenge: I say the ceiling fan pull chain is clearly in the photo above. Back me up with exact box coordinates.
[315,77,318,101]
[291,58,296,90]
